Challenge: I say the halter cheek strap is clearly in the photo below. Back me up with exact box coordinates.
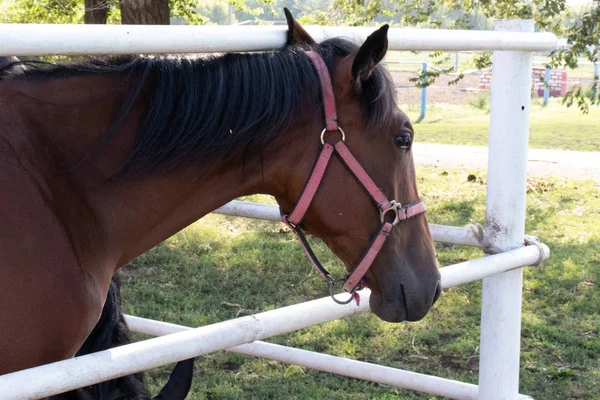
[280,50,426,304]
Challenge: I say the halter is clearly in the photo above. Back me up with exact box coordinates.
[280,51,426,305]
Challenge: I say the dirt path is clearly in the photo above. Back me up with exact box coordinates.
[413,143,600,182]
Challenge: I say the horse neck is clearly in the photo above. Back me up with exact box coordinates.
[0,77,235,269]
[4,68,319,276]
[94,128,321,272]
[100,166,263,268]
[95,135,317,272]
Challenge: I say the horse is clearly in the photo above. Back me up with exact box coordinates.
[1,56,194,399]
[49,277,194,400]
[0,56,25,73]
[0,10,441,382]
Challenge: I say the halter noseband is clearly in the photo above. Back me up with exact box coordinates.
[280,50,426,305]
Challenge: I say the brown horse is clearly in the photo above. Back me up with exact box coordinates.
[1,55,194,400]
[0,12,440,380]
[49,276,194,400]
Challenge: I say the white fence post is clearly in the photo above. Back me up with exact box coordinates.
[478,20,534,399]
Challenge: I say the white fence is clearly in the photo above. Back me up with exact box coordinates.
[0,21,555,400]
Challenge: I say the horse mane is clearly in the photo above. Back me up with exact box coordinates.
[0,39,397,178]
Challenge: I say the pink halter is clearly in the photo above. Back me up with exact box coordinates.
[280,51,426,304]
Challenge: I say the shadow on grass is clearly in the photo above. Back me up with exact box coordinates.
[120,229,340,326]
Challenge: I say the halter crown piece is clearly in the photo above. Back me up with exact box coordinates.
[280,50,426,305]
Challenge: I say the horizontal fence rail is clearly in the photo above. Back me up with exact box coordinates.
[0,244,549,399]
[125,316,533,400]
[0,24,557,56]
[214,200,482,247]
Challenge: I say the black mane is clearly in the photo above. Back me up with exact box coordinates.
[0,39,397,177]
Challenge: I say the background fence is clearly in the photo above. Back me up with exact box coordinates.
[384,51,599,119]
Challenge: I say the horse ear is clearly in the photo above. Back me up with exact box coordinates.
[284,7,316,46]
[351,24,389,82]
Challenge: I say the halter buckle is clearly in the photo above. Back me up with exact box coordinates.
[380,200,402,226]
[320,127,345,145]
[328,277,362,305]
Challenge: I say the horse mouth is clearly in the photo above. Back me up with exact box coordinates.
[368,287,408,323]
[368,280,442,323]
[432,281,443,304]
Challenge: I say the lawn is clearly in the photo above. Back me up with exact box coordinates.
[403,100,600,152]
[119,167,600,400]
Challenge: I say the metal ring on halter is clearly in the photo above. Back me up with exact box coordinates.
[328,277,361,305]
[380,200,401,226]
[320,127,346,145]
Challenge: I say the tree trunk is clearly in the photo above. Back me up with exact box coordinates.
[84,0,109,24]
[120,0,170,25]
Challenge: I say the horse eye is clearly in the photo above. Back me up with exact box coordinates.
[395,133,412,150]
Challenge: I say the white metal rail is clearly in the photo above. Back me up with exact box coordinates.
[0,24,556,56]
[125,316,533,400]
[0,244,548,399]
[214,200,482,247]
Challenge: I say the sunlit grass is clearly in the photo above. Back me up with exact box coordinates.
[403,99,600,152]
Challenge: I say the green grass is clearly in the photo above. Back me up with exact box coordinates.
[403,100,600,152]
[119,167,600,400]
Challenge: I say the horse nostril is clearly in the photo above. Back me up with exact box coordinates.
[432,280,442,305]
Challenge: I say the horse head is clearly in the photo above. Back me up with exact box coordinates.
[274,10,442,322]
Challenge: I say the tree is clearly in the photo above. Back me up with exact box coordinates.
[0,0,204,25]
[550,0,600,112]
[1,0,596,110]
[198,3,229,25]
[298,0,598,112]
[120,0,169,25]
[1,0,83,24]
[84,0,109,24]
